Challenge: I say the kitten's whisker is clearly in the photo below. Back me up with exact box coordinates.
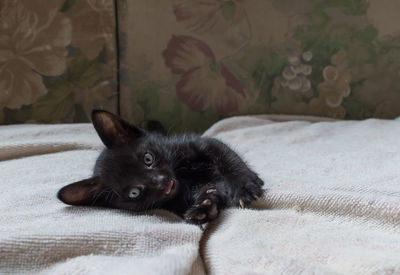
[148,201,156,212]
[108,192,116,203]
[92,190,105,205]
[105,189,114,203]
[112,189,121,198]
[92,187,112,205]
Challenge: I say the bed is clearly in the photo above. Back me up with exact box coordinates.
[1,115,400,274]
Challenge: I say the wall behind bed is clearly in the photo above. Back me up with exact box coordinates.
[1,0,400,132]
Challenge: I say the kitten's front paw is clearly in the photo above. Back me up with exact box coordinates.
[232,172,264,208]
[184,189,220,225]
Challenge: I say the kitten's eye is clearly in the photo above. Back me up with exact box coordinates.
[128,187,141,199]
[144,152,153,166]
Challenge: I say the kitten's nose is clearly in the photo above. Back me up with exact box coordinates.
[152,174,166,185]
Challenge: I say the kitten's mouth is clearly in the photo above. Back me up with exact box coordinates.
[164,180,176,196]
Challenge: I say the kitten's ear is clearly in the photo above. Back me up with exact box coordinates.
[57,177,100,206]
[91,110,144,148]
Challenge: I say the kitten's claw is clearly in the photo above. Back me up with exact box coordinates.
[206,189,217,194]
[231,172,264,207]
[184,190,221,225]
[196,213,206,220]
[208,203,218,218]
[201,199,212,206]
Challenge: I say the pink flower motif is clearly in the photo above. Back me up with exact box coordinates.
[162,35,245,116]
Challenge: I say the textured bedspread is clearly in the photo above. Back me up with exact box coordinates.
[1,116,400,274]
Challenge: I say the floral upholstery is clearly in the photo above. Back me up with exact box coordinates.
[1,0,400,132]
[0,0,117,124]
[118,0,400,133]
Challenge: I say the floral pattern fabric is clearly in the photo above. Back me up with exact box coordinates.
[2,0,400,130]
[0,0,117,124]
[119,0,400,133]
[162,35,245,116]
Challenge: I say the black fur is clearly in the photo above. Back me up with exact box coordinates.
[58,110,264,224]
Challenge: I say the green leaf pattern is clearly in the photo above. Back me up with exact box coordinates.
[119,0,400,132]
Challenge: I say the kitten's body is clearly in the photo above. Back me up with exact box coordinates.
[58,110,264,224]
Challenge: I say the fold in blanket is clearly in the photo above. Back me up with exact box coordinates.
[1,115,400,274]
[202,115,400,274]
[0,124,204,275]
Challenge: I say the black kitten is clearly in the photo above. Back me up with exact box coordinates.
[58,110,264,224]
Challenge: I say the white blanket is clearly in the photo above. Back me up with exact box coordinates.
[1,116,400,274]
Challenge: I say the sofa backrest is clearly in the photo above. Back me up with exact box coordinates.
[2,0,400,133]
[118,0,400,133]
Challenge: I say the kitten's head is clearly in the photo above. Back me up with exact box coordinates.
[57,110,178,211]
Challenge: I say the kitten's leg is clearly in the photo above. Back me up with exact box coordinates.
[184,184,226,224]
[200,138,265,208]
[219,170,264,208]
